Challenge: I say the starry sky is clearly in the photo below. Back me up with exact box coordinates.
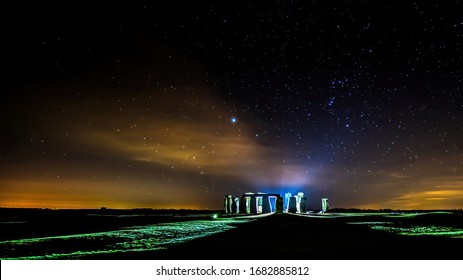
[1,1,462,210]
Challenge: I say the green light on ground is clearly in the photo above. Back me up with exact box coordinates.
[369,225,463,237]
[0,218,254,260]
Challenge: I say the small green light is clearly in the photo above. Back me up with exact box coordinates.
[211,213,218,219]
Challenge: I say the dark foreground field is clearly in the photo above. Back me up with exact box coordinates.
[106,212,463,260]
[1,209,463,260]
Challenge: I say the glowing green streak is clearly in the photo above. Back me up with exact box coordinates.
[0,218,253,260]
[369,225,463,237]
[294,212,452,219]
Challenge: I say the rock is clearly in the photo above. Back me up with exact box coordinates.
[288,197,297,213]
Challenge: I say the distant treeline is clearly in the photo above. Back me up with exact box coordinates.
[329,208,463,214]
[0,207,220,216]
[101,208,219,214]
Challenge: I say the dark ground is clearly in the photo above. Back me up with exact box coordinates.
[93,213,463,260]
[2,209,463,260]
[0,208,216,241]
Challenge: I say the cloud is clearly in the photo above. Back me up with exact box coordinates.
[358,175,463,210]
[389,172,413,179]
[0,84,315,209]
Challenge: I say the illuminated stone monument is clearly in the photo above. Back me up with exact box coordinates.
[282,192,306,213]
[226,193,285,215]
[224,191,306,215]
[236,192,282,214]
[224,195,237,214]
[322,198,329,213]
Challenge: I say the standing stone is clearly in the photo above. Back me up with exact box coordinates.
[224,196,229,213]
[234,197,240,214]
[284,192,292,212]
[250,196,257,214]
[300,197,307,213]
[275,196,284,213]
[262,195,271,213]
[231,198,238,214]
[322,198,329,213]
[239,196,247,213]
[227,195,233,214]
[288,197,297,213]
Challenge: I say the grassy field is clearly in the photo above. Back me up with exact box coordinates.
[1,209,463,259]
[123,212,463,260]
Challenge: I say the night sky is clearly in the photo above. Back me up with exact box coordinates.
[1,1,462,210]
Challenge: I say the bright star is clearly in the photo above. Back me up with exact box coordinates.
[231,117,237,123]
